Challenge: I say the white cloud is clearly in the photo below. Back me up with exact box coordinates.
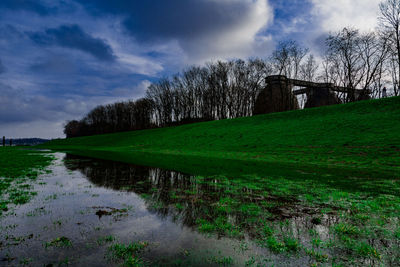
[181,0,274,63]
[311,0,381,32]
[111,80,151,99]
[116,53,163,76]
[0,120,65,139]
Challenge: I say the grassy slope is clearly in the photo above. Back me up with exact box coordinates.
[42,97,400,173]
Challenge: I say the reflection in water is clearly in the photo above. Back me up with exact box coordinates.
[65,154,253,231]
[64,154,314,232]
[63,154,400,266]
[3,153,277,267]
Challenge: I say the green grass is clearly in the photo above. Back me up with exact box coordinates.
[0,147,53,178]
[44,236,72,248]
[0,147,54,215]
[37,97,400,265]
[132,171,400,265]
[107,241,149,266]
[40,97,400,173]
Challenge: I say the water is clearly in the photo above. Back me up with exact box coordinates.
[0,153,271,266]
[0,152,398,266]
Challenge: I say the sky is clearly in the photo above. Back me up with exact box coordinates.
[0,0,382,139]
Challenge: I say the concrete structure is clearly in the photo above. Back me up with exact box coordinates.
[254,75,370,115]
[254,76,299,115]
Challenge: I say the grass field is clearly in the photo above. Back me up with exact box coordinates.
[41,96,400,175]
[0,147,54,214]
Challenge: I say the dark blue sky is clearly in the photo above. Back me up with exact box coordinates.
[0,0,380,138]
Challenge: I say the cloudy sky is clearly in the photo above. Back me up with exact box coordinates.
[0,0,381,138]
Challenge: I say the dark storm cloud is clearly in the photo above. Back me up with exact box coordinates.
[0,59,5,74]
[75,0,256,41]
[29,24,116,61]
[0,0,53,16]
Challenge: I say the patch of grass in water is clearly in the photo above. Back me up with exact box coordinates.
[44,236,72,248]
[333,223,361,236]
[305,248,329,263]
[174,203,184,210]
[8,189,36,205]
[26,207,50,217]
[239,203,261,217]
[19,258,33,265]
[395,228,400,239]
[97,235,115,246]
[261,225,274,237]
[265,236,285,253]
[208,255,234,266]
[196,217,241,238]
[355,242,381,259]
[284,237,301,252]
[44,194,57,201]
[107,241,148,266]
[196,218,216,233]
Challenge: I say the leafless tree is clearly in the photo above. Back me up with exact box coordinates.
[300,54,319,82]
[379,0,400,96]
[357,32,389,97]
[271,40,309,79]
[326,28,362,102]
[325,28,388,102]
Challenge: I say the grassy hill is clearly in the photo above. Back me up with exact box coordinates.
[41,96,400,174]
[37,97,400,266]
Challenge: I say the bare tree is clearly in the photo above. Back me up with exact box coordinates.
[300,54,319,82]
[379,0,400,96]
[326,28,362,101]
[357,32,389,97]
[271,40,309,79]
[325,28,389,101]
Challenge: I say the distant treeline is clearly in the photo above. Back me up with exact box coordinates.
[64,59,268,137]
[65,1,400,138]
[2,138,50,146]
[64,98,154,138]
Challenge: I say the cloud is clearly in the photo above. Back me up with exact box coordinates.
[0,81,90,138]
[75,0,273,62]
[115,53,163,76]
[30,54,76,74]
[0,58,5,74]
[0,120,65,139]
[0,82,83,124]
[0,79,152,138]
[0,0,53,16]
[310,0,381,32]
[29,24,116,61]
[111,80,152,99]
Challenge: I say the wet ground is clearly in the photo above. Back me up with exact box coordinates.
[0,152,399,266]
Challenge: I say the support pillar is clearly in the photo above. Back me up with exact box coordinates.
[254,75,299,115]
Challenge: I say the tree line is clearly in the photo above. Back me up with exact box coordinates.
[64,0,400,138]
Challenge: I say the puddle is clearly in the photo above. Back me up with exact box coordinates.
[0,152,399,266]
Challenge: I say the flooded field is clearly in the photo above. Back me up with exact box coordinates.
[0,152,399,266]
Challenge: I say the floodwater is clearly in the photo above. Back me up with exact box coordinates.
[0,153,271,266]
[0,152,398,266]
